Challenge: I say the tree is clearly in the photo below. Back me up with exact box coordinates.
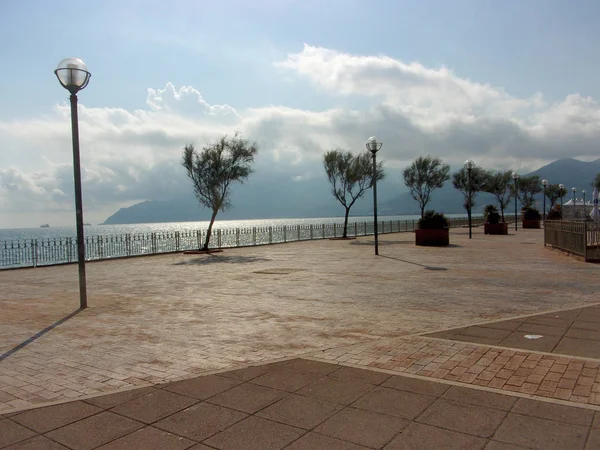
[452,167,487,214]
[182,133,258,250]
[403,156,450,218]
[482,170,512,221]
[545,184,567,208]
[514,175,542,209]
[593,173,600,190]
[323,149,384,238]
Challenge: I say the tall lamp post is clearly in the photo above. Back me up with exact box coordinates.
[559,184,565,219]
[512,172,519,231]
[542,179,548,222]
[572,187,577,219]
[55,58,91,310]
[582,190,587,216]
[464,160,475,239]
[366,136,382,256]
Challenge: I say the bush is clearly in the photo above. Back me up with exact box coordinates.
[522,207,541,220]
[547,205,562,220]
[418,210,449,230]
[484,204,501,224]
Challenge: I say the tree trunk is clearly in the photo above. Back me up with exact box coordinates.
[202,209,218,250]
[420,205,425,218]
[500,204,505,222]
[342,207,350,238]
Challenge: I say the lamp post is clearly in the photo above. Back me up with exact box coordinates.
[559,184,565,219]
[582,190,587,216]
[512,172,519,231]
[542,179,548,222]
[464,160,475,239]
[55,58,91,310]
[366,136,382,255]
[572,187,577,219]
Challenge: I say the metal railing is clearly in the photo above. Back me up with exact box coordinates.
[544,220,600,261]
[1,216,484,269]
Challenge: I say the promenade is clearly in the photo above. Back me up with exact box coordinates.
[1,227,600,449]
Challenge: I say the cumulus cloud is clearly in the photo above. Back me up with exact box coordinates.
[1,44,600,226]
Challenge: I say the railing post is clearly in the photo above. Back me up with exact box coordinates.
[217,229,222,248]
[31,239,37,268]
[126,234,131,256]
[283,225,287,242]
[310,224,314,239]
[297,224,301,241]
[269,226,273,244]
[236,228,240,247]
[584,221,588,261]
[151,233,157,253]
[364,221,367,235]
[252,227,256,245]
[175,231,180,251]
[67,237,72,262]
[382,221,385,234]
[98,236,103,259]
[322,224,326,239]
[334,223,337,238]
[354,222,358,237]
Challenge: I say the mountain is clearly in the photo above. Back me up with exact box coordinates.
[102,158,600,224]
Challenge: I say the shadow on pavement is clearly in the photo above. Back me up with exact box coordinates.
[380,255,448,271]
[174,255,271,266]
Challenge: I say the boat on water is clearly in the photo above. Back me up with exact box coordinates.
[40,224,50,228]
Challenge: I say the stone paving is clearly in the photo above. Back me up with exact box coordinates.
[2,358,600,449]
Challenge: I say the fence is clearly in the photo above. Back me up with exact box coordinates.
[544,220,600,261]
[1,216,485,269]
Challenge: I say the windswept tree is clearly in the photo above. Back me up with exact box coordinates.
[452,166,487,215]
[403,156,450,218]
[514,175,542,209]
[593,173,600,190]
[482,170,512,221]
[182,133,258,250]
[545,184,567,208]
[323,149,384,238]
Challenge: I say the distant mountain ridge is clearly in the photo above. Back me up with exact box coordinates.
[102,158,600,224]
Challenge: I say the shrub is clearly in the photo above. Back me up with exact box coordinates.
[418,210,449,230]
[522,206,541,220]
[484,204,501,224]
[546,205,562,220]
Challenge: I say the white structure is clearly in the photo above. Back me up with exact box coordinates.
[562,198,593,220]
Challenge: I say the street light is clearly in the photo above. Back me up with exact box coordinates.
[55,57,91,310]
[542,179,548,222]
[512,172,519,231]
[366,136,382,255]
[583,190,587,216]
[464,160,475,239]
[572,187,577,218]
[559,184,565,219]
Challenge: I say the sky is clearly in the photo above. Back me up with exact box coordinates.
[1,0,600,228]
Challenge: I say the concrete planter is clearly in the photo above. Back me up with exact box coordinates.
[415,228,449,246]
[484,222,509,235]
[522,219,541,229]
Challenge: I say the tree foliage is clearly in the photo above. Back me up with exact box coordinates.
[182,133,258,250]
[402,156,450,218]
[482,170,512,221]
[323,149,384,238]
[514,175,542,209]
[452,167,487,211]
[545,184,567,208]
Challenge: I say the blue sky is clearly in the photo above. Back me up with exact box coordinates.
[1,0,600,227]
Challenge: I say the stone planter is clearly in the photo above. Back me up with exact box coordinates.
[415,228,449,246]
[522,219,541,229]
[484,222,508,235]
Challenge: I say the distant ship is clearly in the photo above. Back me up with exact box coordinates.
[40,224,50,228]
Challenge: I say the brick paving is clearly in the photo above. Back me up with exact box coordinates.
[1,227,599,416]
[2,358,600,449]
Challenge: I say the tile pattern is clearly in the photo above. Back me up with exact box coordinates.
[1,358,600,450]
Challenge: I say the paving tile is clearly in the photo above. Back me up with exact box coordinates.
[285,432,370,450]
[110,389,197,424]
[586,428,600,450]
[526,316,574,328]
[95,426,195,450]
[500,332,561,352]
[384,422,487,450]
[315,407,409,448]
[451,334,503,346]
[218,364,274,382]
[417,399,506,438]
[512,397,593,426]
[593,411,600,428]
[154,402,246,442]
[425,329,459,339]
[10,400,102,433]
[554,338,600,359]
[478,320,525,331]
[297,377,373,405]
[0,419,37,448]
[84,387,157,409]
[328,365,392,385]
[516,323,568,337]
[256,394,342,429]
[162,375,241,400]
[187,445,214,450]
[382,374,450,396]
[45,411,144,450]
[250,368,322,392]
[459,326,513,341]
[484,441,530,450]
[204,415,305,450]
[539,309,582,320]
[495,413,588,449]
[285,359,339,375]
[206,382,287,414]
[571,321,600,331]
[352,386,436,420]
[2,435,70,450]
[441,386,517,411]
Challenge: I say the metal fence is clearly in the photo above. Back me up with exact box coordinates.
[544,220,600,261]
[1,216,484,269]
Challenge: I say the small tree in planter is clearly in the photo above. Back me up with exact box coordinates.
[415,210,449,246]
[522,206,542,228]
[546,205,562,220]
[483,204,508,235]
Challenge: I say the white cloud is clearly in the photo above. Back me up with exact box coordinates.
[1,44,600,227]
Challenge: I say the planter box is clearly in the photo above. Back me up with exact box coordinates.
[522,219,541,229]
[415,228,449,246]
[484,222,508,235]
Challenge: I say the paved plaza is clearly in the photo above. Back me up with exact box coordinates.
[1,227,600,448]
